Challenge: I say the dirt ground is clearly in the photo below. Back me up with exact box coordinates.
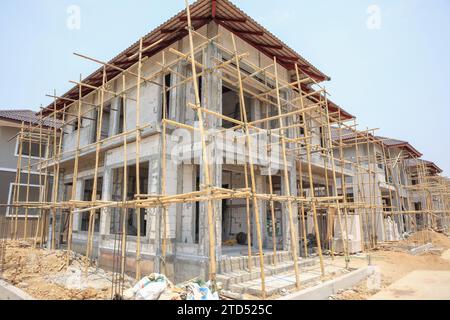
[0,241,133,300]
[333,230,450,300]
[1,230,449,300]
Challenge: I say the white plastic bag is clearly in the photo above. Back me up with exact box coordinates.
[186,282,219,300]
[135,281,167,300]
[124,274,169,300]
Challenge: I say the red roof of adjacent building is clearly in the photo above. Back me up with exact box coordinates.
[0,109,58,128]
[375,136,423,158]
[405,158,443,174]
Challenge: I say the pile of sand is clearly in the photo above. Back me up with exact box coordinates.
[407,230,450,248]
[0,241,127,300]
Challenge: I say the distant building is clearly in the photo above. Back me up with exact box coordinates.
[0,109,56,238]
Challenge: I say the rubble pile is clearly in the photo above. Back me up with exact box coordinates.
[0,241,116,300]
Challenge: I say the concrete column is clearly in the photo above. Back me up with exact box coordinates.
[47,171,66,248]
[199,21,222,261]
[72,179,84,231]
[252,175,266,249]
[110,95,121,136]
[148,155,162,271]
[281,161,299,253]
[99,166,113,236]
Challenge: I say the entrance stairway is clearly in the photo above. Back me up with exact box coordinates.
[217,251,335,297]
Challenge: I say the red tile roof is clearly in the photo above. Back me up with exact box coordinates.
[42,0,355,119]
[0,109,59,128]
[405,158,443,174]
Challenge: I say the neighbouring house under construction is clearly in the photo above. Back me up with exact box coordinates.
[1,0,449,299]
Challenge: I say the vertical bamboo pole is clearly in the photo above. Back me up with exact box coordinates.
[230,32,267,296]
[86,66,106,262]
[381,142,396,241]
[120,74,129,282]
[319,119,333,258]
[67,80,84,261]
[51,94,60,250]
[185,0,217,285]
[23,121,32,239]
[267,155,277,265]
[244,161,253,272]
[387,147,405,238]
[54,109,65,247]
[337,111,351,264]
[34,113,44,248]
[297,160,309,257]
[13,123,24,240]
[161,51,169,276]
[321,91,349,267]
[365,133,376,247]
[135,38,143,280]
[294,65,326,275]
[67,78,83,265]
[40,137,51,246]
[273,57,301,288]
[353,123,366,252]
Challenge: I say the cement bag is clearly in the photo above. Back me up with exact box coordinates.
[123,277,152,300]
[124,274,169,300]
[135,281,167,300]
[186,282,219,300]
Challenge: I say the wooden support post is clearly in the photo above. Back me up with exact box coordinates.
[135,38,143,280]
[23,121,33,240]
[273,57,301,289]
[120,74,129,283]
[13,123,24,240]
[185,0,217,286]
[294,65,326,276]
[86,66,107,264]
[161,51,169,276]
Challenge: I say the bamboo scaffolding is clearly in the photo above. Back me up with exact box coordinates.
[2,2,448,302]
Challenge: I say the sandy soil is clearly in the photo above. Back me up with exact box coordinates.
[0,241,133,300]
[333,230,450,300]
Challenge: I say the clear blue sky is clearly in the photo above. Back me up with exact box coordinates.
[1,0,449,174]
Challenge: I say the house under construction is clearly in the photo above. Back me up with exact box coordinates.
[1,0,449,299]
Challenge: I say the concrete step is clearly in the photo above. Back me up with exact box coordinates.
[218,251,294,274]
[217,256,318,291]
[228,264,343,297]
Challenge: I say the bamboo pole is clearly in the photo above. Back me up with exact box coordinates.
[185,0,217,286]
[135,38,143,280]
[34,112,44,248]
[336,110,351,265]
[230,33,266,297]
[294,65,326,275]
[67,79,84,262]
[86,66,107,263]
[273,57,301,289]
[161,51,169,276]
[23,121,33,239]
[266,128,277,265]
[13,122,24,240]
[120,74,129,284]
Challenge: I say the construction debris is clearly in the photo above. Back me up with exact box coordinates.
[0,241,132,300]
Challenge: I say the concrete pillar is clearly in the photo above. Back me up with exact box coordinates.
[148,155,162,272]
[47,171,66,248]
[72,179,84,232]
[199,21,222,262]
[110,95,121,136]
[99,166,113,237]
